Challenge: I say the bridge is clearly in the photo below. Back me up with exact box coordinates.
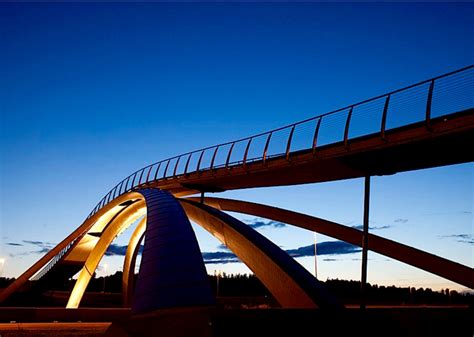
[1,66,473,322]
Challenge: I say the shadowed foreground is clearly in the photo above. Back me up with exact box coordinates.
[0,306,472,337]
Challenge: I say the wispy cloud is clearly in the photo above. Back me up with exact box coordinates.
[244,218,286,229]
[7,240,55,257]
[439,234,473,245]
[202,251,239,264]
[351,224,391,231]
[6,242,23,246]
[104,240,360,264]
[204,241,360,264]
[394,218,408,224]
[286,241,360,258]
[105,243,143,256]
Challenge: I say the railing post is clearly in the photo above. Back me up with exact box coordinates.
[184,153,192,175]
[131,171,139,188]
[119,179,126,195]
[263,133,272,164]
[210,146,219,170]
[104,192,111,205]
[225,142,235,168]
[138,168,145,185]
[243,138,252,166]
[153,162,162,181]
[124,176,131,192]
[173,156,181,177]
[285,125,295,161]
[344,106,354,148]
[109,186,118,201]
[163,159,171,178]
[114,181,123,198]
[99,196,107,209]
[196,150,205,171]
[145,165,153,184]
[426,79,435,129]
[312,117,322,155]
[380,95,390,140]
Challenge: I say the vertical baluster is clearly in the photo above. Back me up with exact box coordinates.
[115,180,124,198]
[312,117,322,155]
[285,125,296,160]
[380,95,391,140]
[130,171,138,188]
[109,186,117,202]
[173,156,181,177]
[225,142,235,168]
[163,159,171,178]
[123,176,129,192]
[153,162,162,181]
[197,150,205,171]
[344,106,354,149]
[426,80,435,129]
[243,138,253,166]
[145,165,153,184]
[138,168,145,185]
[210,146,219,170]
[263,133,272,164]
[184,153,192,175]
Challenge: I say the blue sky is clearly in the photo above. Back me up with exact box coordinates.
[0,3,472,291]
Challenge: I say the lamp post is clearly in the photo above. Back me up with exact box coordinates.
[0,258,5,278]
[215,269,221,297]
[102,263,108,293]
[313,233,318,279]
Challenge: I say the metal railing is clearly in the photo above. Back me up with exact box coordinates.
[86,65,473,220]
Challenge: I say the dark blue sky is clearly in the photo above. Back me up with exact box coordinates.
[1,3,472,287]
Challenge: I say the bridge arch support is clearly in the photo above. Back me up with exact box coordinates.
[191,197,474,290]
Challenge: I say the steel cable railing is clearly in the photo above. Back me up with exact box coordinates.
[87,65,473,220]
[31,65,474,282]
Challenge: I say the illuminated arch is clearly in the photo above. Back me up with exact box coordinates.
[179,199,342,309]
[189,197,474,289]
[0,191,144,304]
[4,192,472,310]
[66,200,146,308]
[18,188,339,310]
[119,199,342,309]
[122,217,146,307]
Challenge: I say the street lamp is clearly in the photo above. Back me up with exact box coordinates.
[102,263,108,293]
[0,258,5,278]
[214,269,222,297]
[313,233,318,279]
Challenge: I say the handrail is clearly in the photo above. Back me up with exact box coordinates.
[79,65,473,220]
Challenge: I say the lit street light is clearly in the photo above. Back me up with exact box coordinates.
[102,263,108,293]
[214,269,222,297]
[0,258,5,277]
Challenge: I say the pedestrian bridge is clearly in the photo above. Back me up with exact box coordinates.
[1,66,473,312]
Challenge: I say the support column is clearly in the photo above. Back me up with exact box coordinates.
[360,176,370,310]
[132,189,214,314]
